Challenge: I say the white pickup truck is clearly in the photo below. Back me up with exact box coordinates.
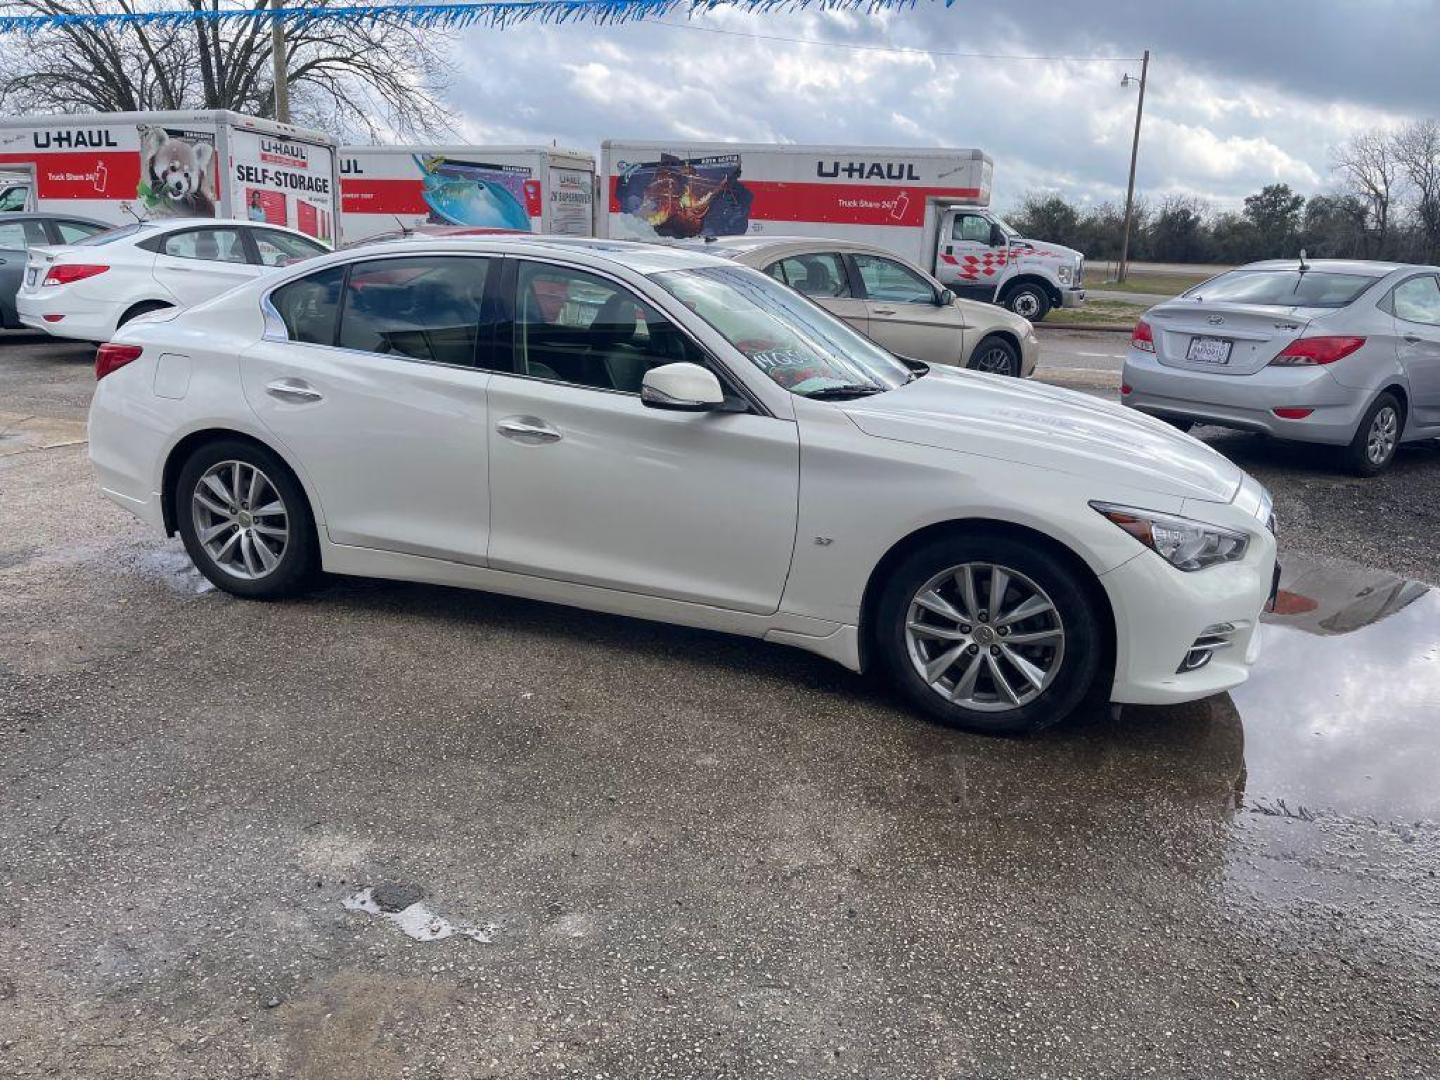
[600,140,1085,321]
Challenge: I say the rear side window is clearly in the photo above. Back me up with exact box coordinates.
[161,228,248,264]
[0,220,45,250]
[338,256,490,366]
[767,253,852,298]
[1391,275,1440,326]
[54,220,105,243]
[252,229,328,267]
[1187,270,1376,308]
[269,265,345,344]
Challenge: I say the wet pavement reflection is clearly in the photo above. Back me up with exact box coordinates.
[1127,553,1440,822]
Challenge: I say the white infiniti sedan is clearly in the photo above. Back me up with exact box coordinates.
[88,236,1277,734]
[17,217,329,342]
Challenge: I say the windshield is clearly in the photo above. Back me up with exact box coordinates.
[651,265,914,396]
[71,222,156,247]
[1186,269,1376,309]
[991,216,1020,241]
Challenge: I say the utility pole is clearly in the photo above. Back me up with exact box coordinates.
[271,0,290,123]
[1117,48,1149,284]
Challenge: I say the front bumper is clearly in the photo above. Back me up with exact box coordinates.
[1099,497,1277,705]
[1121,347,1367,445]
[1060,287,1085,309]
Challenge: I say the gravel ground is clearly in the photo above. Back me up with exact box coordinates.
[2,333,1438,1079]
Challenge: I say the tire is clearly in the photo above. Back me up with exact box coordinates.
[874,533,1103,735]
[175,438,318,599]
[117,300,172,328]
[967,334,1021,377]
[1003,282,1051,322]
[1343,392,1403,476]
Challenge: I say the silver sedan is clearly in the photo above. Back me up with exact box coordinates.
[1122,259,1440,475]
[698,236,1039,378]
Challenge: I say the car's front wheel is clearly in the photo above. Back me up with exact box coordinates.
[1343,392,1403,476]
[175,439,318,598]
[1002,283,1051,322]
[967,335,1021,377]
[874,533,1104,735]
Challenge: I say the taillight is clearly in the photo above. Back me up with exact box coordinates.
[1270,336,1365,366]
[44,263,110,286]
[95,343,142,380]
[1131,319,1155,352]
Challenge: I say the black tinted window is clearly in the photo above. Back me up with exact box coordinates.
[1188,270,1376,308]
[512,262,705,392]
[270,265,344,345]
[338,256,489,366]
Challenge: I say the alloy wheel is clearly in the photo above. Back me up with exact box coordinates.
[972,344,1017,376]
[191,460,290,580]
[1367,406,1398,466]
[904,561,1066,712]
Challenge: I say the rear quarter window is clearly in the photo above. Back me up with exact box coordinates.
[269,265,345,344]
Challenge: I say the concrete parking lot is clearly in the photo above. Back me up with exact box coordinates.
[2,331,1438,1079]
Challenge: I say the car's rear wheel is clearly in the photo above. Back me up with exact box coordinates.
[175,439,318,598]
[1003,283,1051,322]
[118,300,172,328]
[874,534,1103,735]
[1343,392,1403,476]
[967,335,1021,377]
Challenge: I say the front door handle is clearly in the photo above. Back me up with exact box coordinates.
[266,379,323,403]
[872,307,897,316]
[1402,333,1422,344]
[497,415,562,444]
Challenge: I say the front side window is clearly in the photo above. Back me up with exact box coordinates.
[653,264,913,397]
[1391,275,1440,326]
[1186,269,1376,309]
[253,229,328,267]
[512,262,704,392]
[338,256,490,366]
[951,214,993,244]
[766,253,852,299]
[853,254,937,304]
[162,228,248,264]
[54,220,105,244]
[269,265,345,344]
[0,220,45,250]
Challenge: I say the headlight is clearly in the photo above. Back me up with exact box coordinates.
[1057,266,1071,284]
[1091,502,1249,571]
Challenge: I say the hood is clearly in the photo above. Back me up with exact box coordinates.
[843,366,1243,503]
[1012,239,1082,262]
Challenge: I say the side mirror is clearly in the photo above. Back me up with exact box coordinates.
[936,287,956,306]
[641,362,725,412]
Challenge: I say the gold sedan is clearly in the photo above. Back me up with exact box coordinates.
[699,236,1040,377]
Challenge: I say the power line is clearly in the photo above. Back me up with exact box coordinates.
[653,19,1142,63]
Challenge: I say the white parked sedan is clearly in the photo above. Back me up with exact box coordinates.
[17,217,329,342]
[88,236,1277,734]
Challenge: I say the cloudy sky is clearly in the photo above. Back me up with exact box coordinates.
[444,0,1436,213]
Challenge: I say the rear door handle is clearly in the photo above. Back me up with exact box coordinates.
[497,415,562,444]
[872,307,897,316]
[1402,334,1422,344]
[265,379,323,403]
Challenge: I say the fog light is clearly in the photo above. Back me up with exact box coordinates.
[1178,622,1237,673]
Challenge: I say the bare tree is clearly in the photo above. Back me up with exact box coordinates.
[0,0,455,138]
[1330,129,1401,255]
[1393,119,1440,262]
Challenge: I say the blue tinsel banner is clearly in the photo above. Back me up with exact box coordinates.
[0,0,938,35]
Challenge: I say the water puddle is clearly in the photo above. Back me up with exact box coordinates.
[126,546,215,595]
[1129,553,1440,822]
[342,886,496,944]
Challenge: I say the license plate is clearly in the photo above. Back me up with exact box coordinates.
[1187,336,1232,365]
[25,267,37,287]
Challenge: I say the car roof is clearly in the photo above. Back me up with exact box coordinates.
[689,234,929,264]
[340,234,733,274]
[1238,259,1430,277]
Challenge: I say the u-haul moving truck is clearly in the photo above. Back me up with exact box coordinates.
[339,145,596,244]
[601,140,1084,321]
[0,110,339,242]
